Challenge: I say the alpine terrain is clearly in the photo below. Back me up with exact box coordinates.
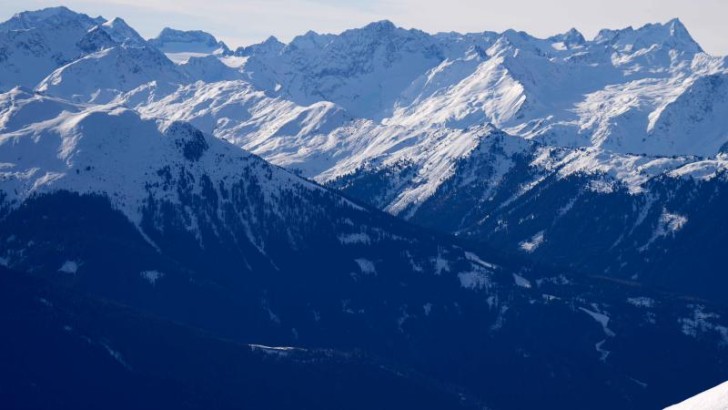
[0,6,726,410]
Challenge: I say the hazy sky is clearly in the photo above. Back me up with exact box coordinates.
[2,0,727,55]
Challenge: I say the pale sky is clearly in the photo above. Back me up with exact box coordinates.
[2,0,727,55]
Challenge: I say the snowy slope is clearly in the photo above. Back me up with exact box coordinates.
[665,381,728,410]
[2,88,728,410]
[36,44,186,104]
[0,88,339,231]
[4,9,727,193]
[224,18,727,159]
[124,18,727,219]
[647,73,728,156]
[136,80,354,176]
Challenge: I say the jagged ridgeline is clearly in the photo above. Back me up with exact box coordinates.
[0,7,727,410]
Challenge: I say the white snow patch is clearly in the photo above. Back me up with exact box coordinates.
[665,380,728,410]
[58,260,79,274]
[219,55,248,68]
[338,233,371,245]
[580,307,616,337]
[490,305,509,331]
[536,275,571,287]
[101,343,131,370]
[486,295,498,309]
[140,270,164,286]
[520,231,545,253]
[432,256,450,275]
[465,251,498,270]
[423,303,433,316]
[627,297,656,308]
[588,179,616,194]
[249,344,302,357]
[679,305,728,345]
[354,258,377,275]
[641,210,689,250]
[595,339,610,362]
[661,211,688,233]
[458,270,491,290]
[513,273,532,288]
[405,252,424,272]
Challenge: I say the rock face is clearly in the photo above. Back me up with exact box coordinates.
[148,27,231,64]
[1,7,727,410]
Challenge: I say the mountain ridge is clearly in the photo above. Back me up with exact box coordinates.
[4,9,726,300]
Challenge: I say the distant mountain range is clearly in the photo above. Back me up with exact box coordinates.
[0,6,726,409]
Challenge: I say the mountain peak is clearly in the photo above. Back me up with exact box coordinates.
[235,35,285,56]
[286,30,335,51]
[78,25,117,53]
[666,17,686,31]
[263,35,282,45]
[103,17,131,29]
[494,29,546,54]
[549,28,586,46]
[12,6,76,21]
[334,20,408,42]
[595,18,703,53]
[500,29,539,44]
[100,17,147,46]
[259,35,286,50]
[0,6,104,32]
[149,27,230,56]
[639,18,703,52]
[665,17,700,47]
[152,27,224,48]
[363,20,397,32]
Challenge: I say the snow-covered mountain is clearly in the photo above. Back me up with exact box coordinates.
[211,19,728,299]
[125,17,728,195]
[0,7,104,91]
[91,16,725,302]
[1,7,727,409]
[37,44,187,104]
[2,82,727,410]
[0,6,189,102]
[98,17,148,47]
